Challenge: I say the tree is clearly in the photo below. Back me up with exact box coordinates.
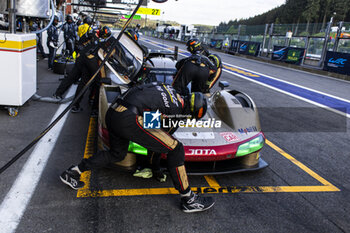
[302,0,320,34]
[332,0,350,22]
[320,0,332,30]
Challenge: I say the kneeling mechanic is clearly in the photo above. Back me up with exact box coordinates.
[60,83,215,213]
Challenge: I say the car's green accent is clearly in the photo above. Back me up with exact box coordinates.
[128,142,148,155]
[236,135,264,157]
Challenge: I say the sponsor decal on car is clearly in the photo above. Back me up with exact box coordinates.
[238,126,258,134]
[188,149,217,155]
[220,132,240,142]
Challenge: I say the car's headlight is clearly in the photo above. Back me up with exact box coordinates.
[236,135,264,157]
[128,142,148,155]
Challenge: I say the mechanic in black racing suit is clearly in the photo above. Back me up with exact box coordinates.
[172,38,222,96]
[60,83,215,213]
[62,15,78,57]
[47,16,59,70]
[53,26,112,113]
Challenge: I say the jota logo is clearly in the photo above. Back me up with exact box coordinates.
[188,149,217,155]
[143,110,161,129]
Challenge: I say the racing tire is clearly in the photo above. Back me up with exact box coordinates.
[235,93,253,109]
[53,58,75,75]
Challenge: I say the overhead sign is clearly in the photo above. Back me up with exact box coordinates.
[121,14,141,20]
[111,0,147,6]
[137,7,161,16]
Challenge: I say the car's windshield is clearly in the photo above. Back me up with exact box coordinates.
[145,68,177,84]
[108,42,140,80]
[102,33,144,84]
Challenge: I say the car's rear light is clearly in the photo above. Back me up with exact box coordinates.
[128,142,148,155]
[236,134,264,157]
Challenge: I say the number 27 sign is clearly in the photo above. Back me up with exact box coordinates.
[137,7,161,16]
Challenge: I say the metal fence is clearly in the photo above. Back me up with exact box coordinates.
[145,20,350,69]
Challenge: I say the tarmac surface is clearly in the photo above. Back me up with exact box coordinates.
[0,36,349,233]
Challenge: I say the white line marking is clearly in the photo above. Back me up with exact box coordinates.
[143,37,350,85]
[141,39,350,118]
[223,69,350,118]
[222,62,350,104]
[0,87,76,233]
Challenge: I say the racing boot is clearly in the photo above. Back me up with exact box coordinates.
[181,190,215,213]
[60,165,85,190]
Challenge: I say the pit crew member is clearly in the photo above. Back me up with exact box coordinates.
[60,83,215,213]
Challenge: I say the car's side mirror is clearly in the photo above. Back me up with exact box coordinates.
[100,78,112,85]
[219,81,229,90]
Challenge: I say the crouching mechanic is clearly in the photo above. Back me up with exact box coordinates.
[172,38,222,95]
[60,83,215,213]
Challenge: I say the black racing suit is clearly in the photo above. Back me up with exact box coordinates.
[172,52,219,95]
[62,22,78,56]
[78,83,191,194]
[47,24,59,69]
[30,22,45,58]
[54,31,102,109]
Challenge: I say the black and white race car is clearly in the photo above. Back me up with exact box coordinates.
[96,32,268,175]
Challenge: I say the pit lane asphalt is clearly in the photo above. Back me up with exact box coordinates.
[0,37,349,233]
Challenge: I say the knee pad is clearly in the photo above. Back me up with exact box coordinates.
[166,142,185,168]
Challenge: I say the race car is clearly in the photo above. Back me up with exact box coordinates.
[96,32,268,175]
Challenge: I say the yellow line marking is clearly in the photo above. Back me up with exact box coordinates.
[79,187,179,197]
[77,118,96,196]
[223,64,260,77]
[77,117,340,198]
[204,176,220,187]
[266,139,339,189]
[77,185,339,198]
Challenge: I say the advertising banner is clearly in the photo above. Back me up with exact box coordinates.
[215,40,223,49]
[210,39,223,50]
[272,46,305,65]
[323,51,350,75]
[246,42,261,56]
[238,41,249,54]
[272,46,288,61]
[284,47,305,65]
[229,40,239,52]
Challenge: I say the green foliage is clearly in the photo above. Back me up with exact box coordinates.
[302,0,320,22]
[217,0,350,34]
